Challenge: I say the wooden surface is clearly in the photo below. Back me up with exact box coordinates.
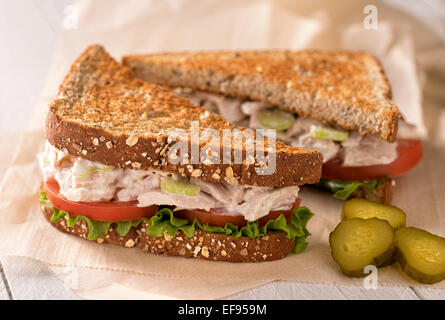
[1,255,445,300]
[1,0,445,300]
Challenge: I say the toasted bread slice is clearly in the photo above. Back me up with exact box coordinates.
[350,178,393,205]
[123,50,399,142]
[46,45,322,187]
[41,205,295,262]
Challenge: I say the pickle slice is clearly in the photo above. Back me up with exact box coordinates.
[342,198,406,229]
[160,176,200,196]
[395,227,445,284]
[309,125,349,141]
[329,218,395,277]
[258,109,295,130]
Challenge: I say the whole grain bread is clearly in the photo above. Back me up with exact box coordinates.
[123,50,399,142]
[41,205,295,262]
[47,45,322,187]
[350,178,393,205]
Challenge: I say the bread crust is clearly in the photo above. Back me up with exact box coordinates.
[47,45,322,187]
[123,50,399,142]
[350,179,393,204]
[41,205,295,263]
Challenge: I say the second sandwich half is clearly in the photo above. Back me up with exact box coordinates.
[123,50,423,204]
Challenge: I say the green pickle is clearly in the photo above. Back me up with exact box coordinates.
[258,110,295,130]
[342,198,406,229]
[309,125,349,141]
[329,218,395,277]
[160,176,200,196]
[395,227,445,284]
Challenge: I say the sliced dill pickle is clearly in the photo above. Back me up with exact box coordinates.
[329,218,395,277]
[395,227,445,284]
[342,198,406,229]
[309,125,349,141]
[258,109,295,130]
[160,176,200,196]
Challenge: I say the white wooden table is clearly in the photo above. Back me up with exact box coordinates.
[2,255,445,300]
[1,0,445,300]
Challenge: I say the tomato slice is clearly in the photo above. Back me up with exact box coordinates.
[43,180,158,221]
[175,198,301,227]
[322,139,423,182]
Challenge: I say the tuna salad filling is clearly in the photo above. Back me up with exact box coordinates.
[173,88,401,167]
[38,141,299,222]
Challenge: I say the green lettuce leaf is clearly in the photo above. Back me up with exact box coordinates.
[145,206,314,253]
[40,190,143,240]
[66,215,112,240]
[116,220,142,237]
[40,190,313,253]
[39,189,54,209]
[317,178,385,201]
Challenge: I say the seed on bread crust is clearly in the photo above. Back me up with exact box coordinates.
[191,168,202,177]
[225,166,234,178]
[126,135,139,147]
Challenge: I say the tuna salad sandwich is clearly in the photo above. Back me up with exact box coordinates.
[38,45,323,262]
[123,50,423,204]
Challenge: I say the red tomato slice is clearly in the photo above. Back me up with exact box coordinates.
[322,139,423,182]
[175,198,301,227]
[43,180,158,221]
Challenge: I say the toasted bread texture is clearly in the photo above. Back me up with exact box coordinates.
[123,50,399,142]
[350,179,393,205]
[47,45,322,187]
[41,205,295,262]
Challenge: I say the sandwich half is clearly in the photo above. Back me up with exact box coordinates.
[38,45,323,262]
[123,50,423,204]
